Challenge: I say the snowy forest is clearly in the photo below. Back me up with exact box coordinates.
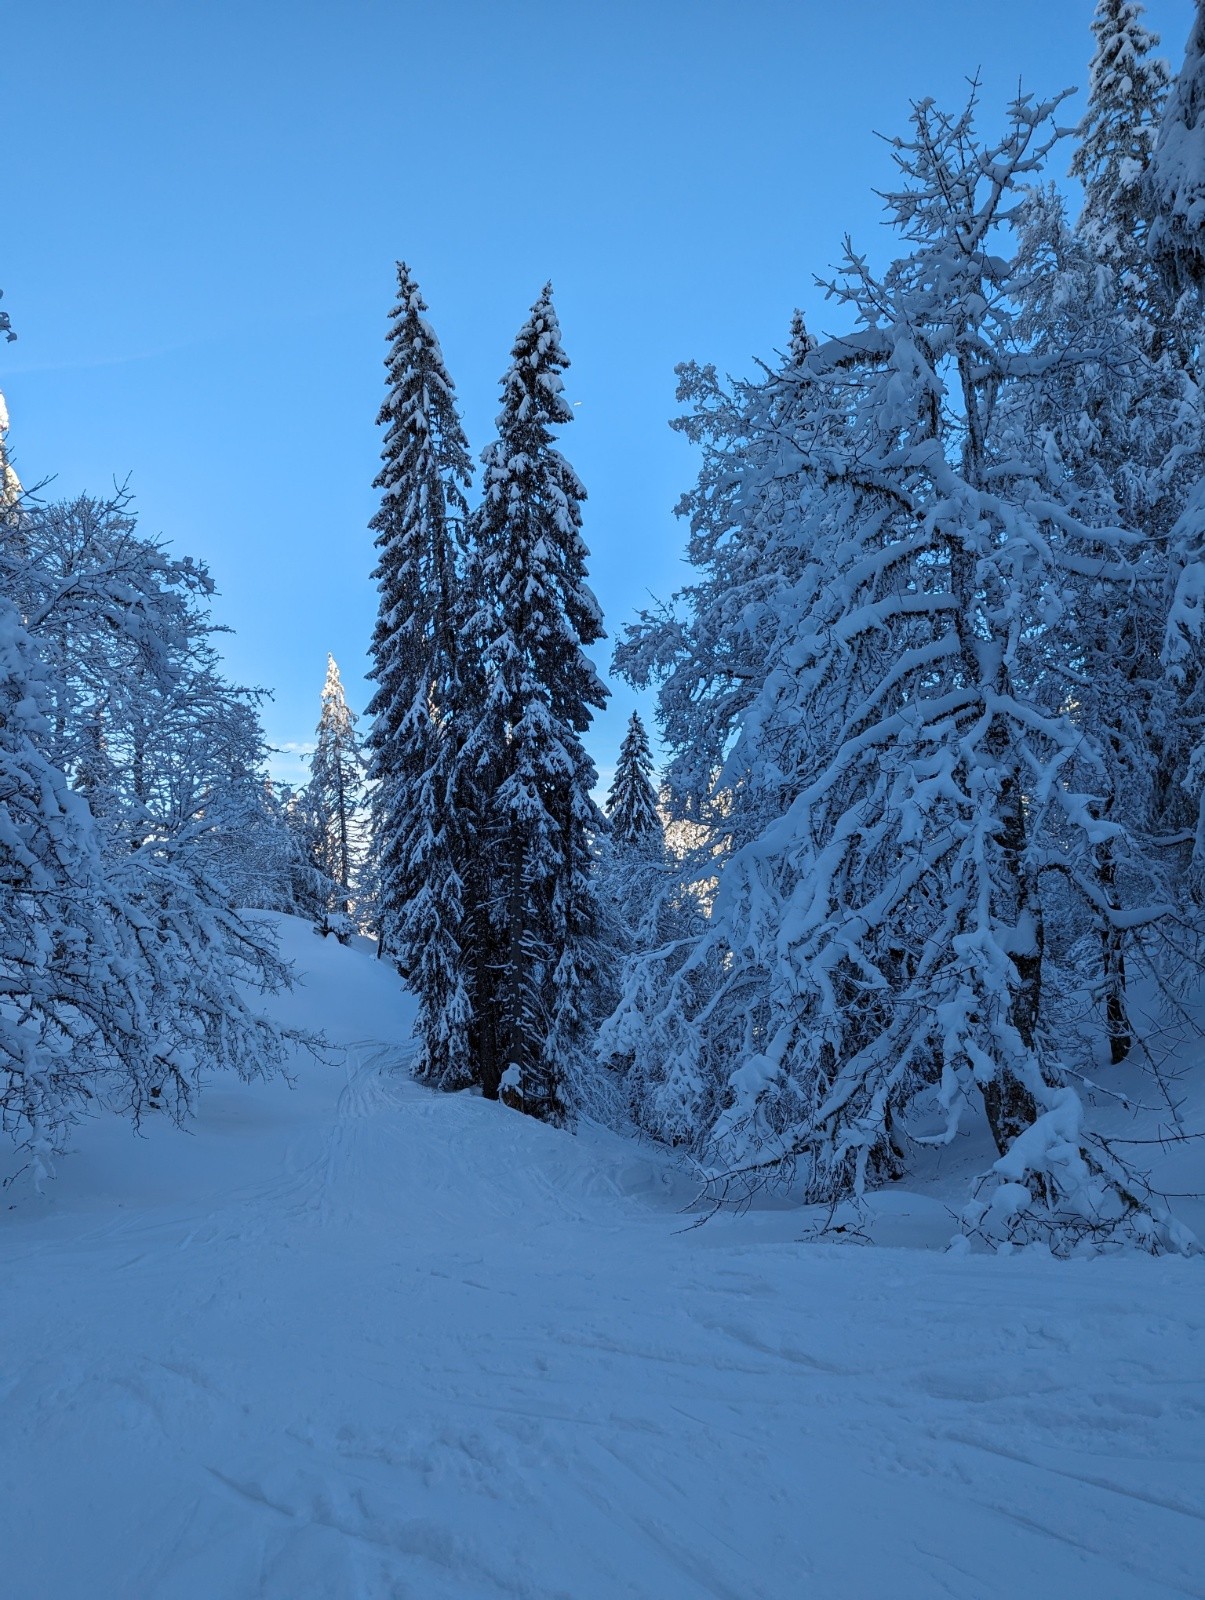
[4,2,1205,1261]
[5,5,1205,1594]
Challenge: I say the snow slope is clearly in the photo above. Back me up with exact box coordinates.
[2,917,1202,1599]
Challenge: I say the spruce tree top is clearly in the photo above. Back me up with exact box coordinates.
[476,282,606,728]
[315,654,359,746]
[1070,0,1171,273]
[367,263,473,756]
[372,262,472,516]
[788,307,817,368]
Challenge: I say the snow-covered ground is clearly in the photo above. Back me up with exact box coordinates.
[3,918,1202,1599]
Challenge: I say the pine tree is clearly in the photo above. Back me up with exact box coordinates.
[1063,5,1205,1056]
[464,284,610,1118]
[1071,0,1172,314]
[600,708,667,984]
[606,712,660,847]
[308,654,363,925]
[1147,4,1205,294]
[787,306,816,367]
[1014,165,1205,1070]
[366,262,476,1088]
[609,310,835,1147]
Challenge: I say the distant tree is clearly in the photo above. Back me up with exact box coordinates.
[598,709,665,1001]
[463,284,610,1118]
[616,312,822,845]
[0,380,20,509]
[365,262,476,1088]
[0,288,13,515]
[308,653,364,925]
[606,712,660,847]
[787,306,816,367]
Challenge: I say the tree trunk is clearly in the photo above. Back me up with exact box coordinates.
[984,713,1046,1157]
[1098,841,1132,1064]
[982,1072,1040,1158]
[501,838,527,1106]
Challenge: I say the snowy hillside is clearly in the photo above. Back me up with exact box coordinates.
[2,917,1201,1600]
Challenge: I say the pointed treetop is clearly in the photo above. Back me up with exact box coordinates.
[0,386,19,509]
[0,290,18,508]
[1070,0,1171,270]
[318,654,357,727]
[788,308,816,366]
[494,282,574,431]
[385,260,440,337]
[370,259,473,534]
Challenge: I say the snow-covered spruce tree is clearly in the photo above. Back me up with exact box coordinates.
[1063,4,1205,1051]
[620,351,792,832]
[1070,0,1173,330]
[463,284,610,1118]
[1008,179,1205,1065]
[607,711,660,846]
[1151,8,1205,942]
[366,262,476,1089]
[596,710,709,1132]
[307,653,364,927]
[598,710,671,958]
[613,91,1194,1251]
[1065,0,1202,710]
[1147,3,1205,296]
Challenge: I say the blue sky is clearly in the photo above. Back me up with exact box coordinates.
[2,0,1190,786]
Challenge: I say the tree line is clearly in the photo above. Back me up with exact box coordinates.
[3,0,1204,1255]
[366,0,1205,1253]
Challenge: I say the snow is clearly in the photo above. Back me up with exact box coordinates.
[3,916,1202,1599]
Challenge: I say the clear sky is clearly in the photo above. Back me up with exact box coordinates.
[2,0,1191,788]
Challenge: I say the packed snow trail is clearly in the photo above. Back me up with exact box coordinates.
[3,919,1202,1599]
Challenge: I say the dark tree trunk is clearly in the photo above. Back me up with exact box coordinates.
[982,717,1047,1156]
[1098,842,1132,1064]
[982,1072,1041,1158]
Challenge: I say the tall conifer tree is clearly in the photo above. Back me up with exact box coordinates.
[606,712,660,847]
[464,284,609,1117]
[1071,1,1171,308]
[308,654,363,919]
[1147,4,1205,295]
[366,263,476,1088]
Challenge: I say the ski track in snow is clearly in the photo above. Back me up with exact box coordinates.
[3,919,1203,1600]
